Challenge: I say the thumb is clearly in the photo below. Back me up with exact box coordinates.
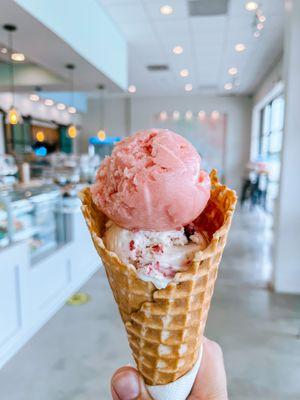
[111,366,152,400]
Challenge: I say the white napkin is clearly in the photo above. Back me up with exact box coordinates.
[146,345,203,400]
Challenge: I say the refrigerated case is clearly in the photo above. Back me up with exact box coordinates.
[0,186,99,370]
[0,196,9,248]
[1,184,64,262]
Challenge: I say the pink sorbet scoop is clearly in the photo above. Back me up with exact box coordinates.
[91,129,211,231]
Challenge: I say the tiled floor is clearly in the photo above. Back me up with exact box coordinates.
[0,209,300,400]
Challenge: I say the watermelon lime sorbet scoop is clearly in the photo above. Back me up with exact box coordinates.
[90,128,210,231]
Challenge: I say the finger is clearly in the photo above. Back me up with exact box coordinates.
[188,338,228,400]
[111,366,152,400]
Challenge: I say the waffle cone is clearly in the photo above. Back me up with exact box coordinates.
[79,170,237,385]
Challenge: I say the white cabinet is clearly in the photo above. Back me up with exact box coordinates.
[0,243,29,367]
[0,211,99,369]
[26,245,72,323]
[70,211,98,280]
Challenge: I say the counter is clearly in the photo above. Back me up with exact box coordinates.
[0,187,99,369]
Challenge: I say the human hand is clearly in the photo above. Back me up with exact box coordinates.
[111,337,228,400]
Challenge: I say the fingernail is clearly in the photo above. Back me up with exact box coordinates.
[112,370,140,400]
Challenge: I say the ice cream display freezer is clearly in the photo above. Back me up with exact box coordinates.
[0,185,99,369]
[0,185,64,262]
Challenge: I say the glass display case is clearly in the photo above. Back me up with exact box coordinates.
[30,189,63,261]
[1,184,65,262]
[0,195,9,248]
[10,197,35,242]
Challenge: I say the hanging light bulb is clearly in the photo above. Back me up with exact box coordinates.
[97,130,106,141]
[65,64,78,141]
[7,106,20,125]
[3,24,22,125]
[36,130,45,142]
[67,124,77,139]
[6,105,22,125]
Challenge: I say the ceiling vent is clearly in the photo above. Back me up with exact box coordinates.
[147,64,169,72]
[188,0,229,16]
[197,84,218,93]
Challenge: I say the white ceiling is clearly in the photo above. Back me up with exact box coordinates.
[97,0,284,96]
[0,0,123,93]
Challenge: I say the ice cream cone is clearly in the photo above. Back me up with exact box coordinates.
[79,170,237,386]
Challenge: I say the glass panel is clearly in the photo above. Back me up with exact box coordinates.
[262,104,271,136]
[269,130,283,154]
[271,96,285,131]
[260,134,269,157]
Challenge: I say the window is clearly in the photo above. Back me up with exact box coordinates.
[258,95,285,161]
[256,94,285,209]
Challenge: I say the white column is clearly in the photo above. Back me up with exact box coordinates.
[0,115,5,154]
[273,0,300,293]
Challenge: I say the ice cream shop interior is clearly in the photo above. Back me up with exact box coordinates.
[0,0,299,399]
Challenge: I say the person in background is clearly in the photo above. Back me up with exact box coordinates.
[111,338,228,400]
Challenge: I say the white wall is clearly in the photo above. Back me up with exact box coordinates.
[82,94,252,192]
[80,97,129,152]
[273,0,300,294]
[130,95,252,192]
[253,56,283,106]
[15,0,128,90]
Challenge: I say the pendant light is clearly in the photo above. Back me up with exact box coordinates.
[65,63,77,139]
[3,24,23,125]
[96,84,106,141]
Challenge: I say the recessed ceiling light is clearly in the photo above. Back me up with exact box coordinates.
[254,31,260,38]
[29,93,40,102]
[128,85,136,93]
[1,48,8,54]
[173,111,180,120]
[44,99,54,106]
[211,110,220,120]
[68,106,77,114]
[228,67,238,76]
[160,5,173,15]
[224,83,233,90]
[180,69,189,77]
[173,46,183,55]
[234,43,246,52]
[245,1,258,11]
[11,53,25,62]
[184,83,193,92]
[258,15,266,22]
[57,103,66,110]
[185,111,193,120]
[198,110,206,120]
[257,23,264,30]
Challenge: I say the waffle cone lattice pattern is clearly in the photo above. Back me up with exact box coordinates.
[79,170,237,385]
